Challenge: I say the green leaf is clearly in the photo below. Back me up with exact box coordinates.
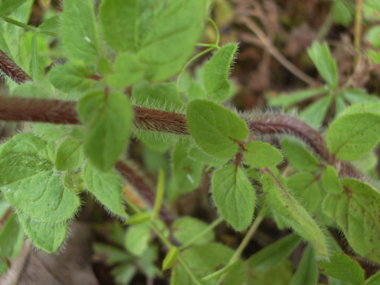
[365,25,380,48]
[171,243,247,285]
[289,244,318,285]
[340,89,379,104]
[0,213,22,258]
[171,139,203,194]
[287,172,321,213]
[368,49,380,64]
[106,53,146,88]
[163,247,180,270]
[125,212,151,225]
[307,42,339,89]
[326,104,380,161]
[335,96,347,117]
[261,173,328,258]
[101,0,206,81]
[112,264,137,284]
[211,164,255,231]
[268,88,328,108]
[17,213,68,253]
[77,91,133,171]
[131,81,183,111]
[203,44,237,102]
[61,0,99,64]
[125,224,151,256]
[97,56,111,76]
[94,243,133,265]
[184,81,207,101]
[39,15,60,35]
[83,162,127,217]
[332,0,354,26]
[319,251,365,285]
[300,95,332,129]
[281,138,319,172]
[12,82,51,98]
[322,178,380,263]
[31,33,38,82]
[0,0,27,16]
[363,0,380,20]
[49,61,95,93]
[172,217,215,245]
[99,0,138,53]
[0,134,80,223]
[138,131,174,153]
[187,100,248,159]
[188,146,229,166]
[247,233,302,270]
[321,166,343,194]
[55,137,84,171]
[245,258,294,285]
[243,141,283,168]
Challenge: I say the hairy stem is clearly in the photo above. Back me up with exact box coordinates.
[0,96,330,162]
[0,50,32,84]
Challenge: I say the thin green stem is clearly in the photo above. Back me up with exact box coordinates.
[178,217,224,251]
[201,259,238,281]
[354,0,363,64]
[0,16,59,37]
[217,213,264,284]
[151,169,165,222]
[196,43,217,48]
[178,256,203,285]
[124,198,203,284]
[207,17,220,48]
[176,46,215,90]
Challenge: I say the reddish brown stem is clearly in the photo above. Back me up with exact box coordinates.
[115,161,175,225]
[245,114,332,163]
[0,97,330,163]
[0,50,32,84]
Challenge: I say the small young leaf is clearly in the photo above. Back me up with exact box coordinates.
[363,0,380,20]
[125,224,151,256]
[132,81,183,111]
[340,89,379,104]
[187,100,248,159]
[247,233,302,270]
[171,139,203,194]
[365,25,380,48]
[261,173,328,258]
[289,244,318,285]
[77,91,133,171]
[281,138,319,172]
[172,216,215,245]
[300,95,332,129]
[319,251,365,285]
[163,247,180,270]
[322,178,380,263]
[0,213,22,258]
[243,141,283,168]
[49,61,95,93]
[106,53,145,88]
[307,42,338,89]
[17,213,68,253]
[335,95,346,117]
[287,172,321,213]
[83,162,127,217]
[61,0,99,64]
[112,264,137,284]
[268,87,328,108]
[326,105,380,161]
[203,44,237,102]
[98,56,111,76]
[125,213,151,225]
[321,166,343,194]
[55,137,84,171]
[211,164,255,231]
